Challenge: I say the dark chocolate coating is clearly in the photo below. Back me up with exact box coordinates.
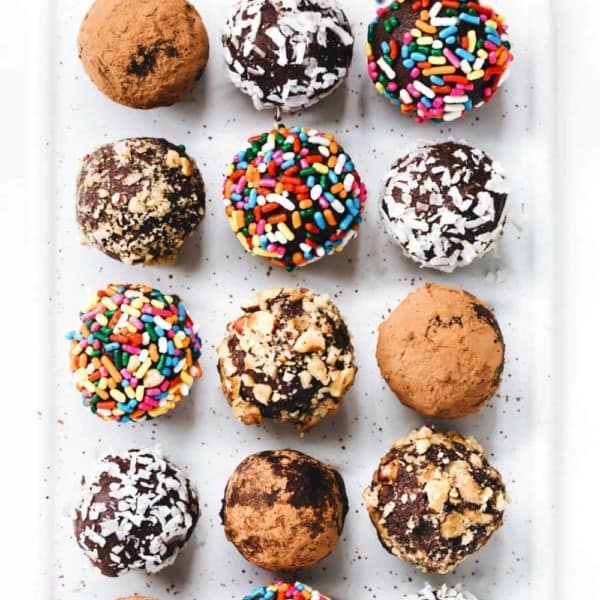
[76,137,205,265]
[74,449,199,577]
[221,449,348,571]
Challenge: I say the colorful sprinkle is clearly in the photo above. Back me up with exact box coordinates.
[367,0,514,123]
[66,284,202,423]
[223,125,367,271]
[243,581,331,600]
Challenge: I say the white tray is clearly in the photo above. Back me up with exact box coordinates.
[34,0,558,598]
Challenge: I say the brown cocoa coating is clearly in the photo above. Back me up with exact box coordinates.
[76,138,205,266]
[376,283,505,419]
[74,448,200,577]
[221,449,348,572]
[78,0,209,109]
[363,427,508,574]
[217,288,357,434]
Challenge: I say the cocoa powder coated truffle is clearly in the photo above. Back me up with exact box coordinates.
[381,142,509,272]
[221,449,348,571]
[363,426,508,574]
[377,283,505,419]
[74,448,200,577]
[76,138,206,265]
[78,0,210,109]
[222,0,354,112]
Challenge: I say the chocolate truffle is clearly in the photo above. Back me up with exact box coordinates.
[221,449,348,571]
[244,582,331,600]
[380,142,508,272]
[78,0,209,109]
[77,138,206,265]
[223,124,367,270]
[74,448,200,577]
[222,0,354,112]
[376,283,504,419]
[217,287,357,434]
[406,584,478,600]
[67,283,203,422]
[367,0,513,123]
[363,426,508,574]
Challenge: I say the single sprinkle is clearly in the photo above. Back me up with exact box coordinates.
[66,283,202,423]
[367,0,514,123]
[243,581,331,600]
[223,124,367,270]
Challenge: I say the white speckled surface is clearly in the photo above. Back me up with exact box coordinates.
[21,0,563,598]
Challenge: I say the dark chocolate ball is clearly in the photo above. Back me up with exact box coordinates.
[76,137,205,265]
[222,0,354,112]
[217,287,357,433]
[380,141,508,272]
[363,427,508,574]
[221,449,348,572]
[74,448,200,577]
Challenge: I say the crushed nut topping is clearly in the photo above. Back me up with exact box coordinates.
[363,426,508,574]
[217,287,357,434]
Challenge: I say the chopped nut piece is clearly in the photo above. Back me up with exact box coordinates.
[425,476,451,513]
[253,384,272,405]
[293,328,326,353]
[248,311,276,335]
[441,512,466,539]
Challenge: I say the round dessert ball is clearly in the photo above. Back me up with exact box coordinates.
[406,583,478,600]
[381,141,508,272]
[367,0,514,123]
[377,283,504,419]
[77,138,206,266]
[67,283,203,422]
[78,0,209,108]
[221,449,348,571]
[363,426,508,574]
[223,124,367,270]
[74,448,200,577]
[222,0,354,112]
[217,287,357,434]
[244,582,330,600]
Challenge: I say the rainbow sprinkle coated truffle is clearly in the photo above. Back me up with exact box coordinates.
[223,124,367,270]
[243,581,331,600]
[67,284,202,422]
[367,0,513,123]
